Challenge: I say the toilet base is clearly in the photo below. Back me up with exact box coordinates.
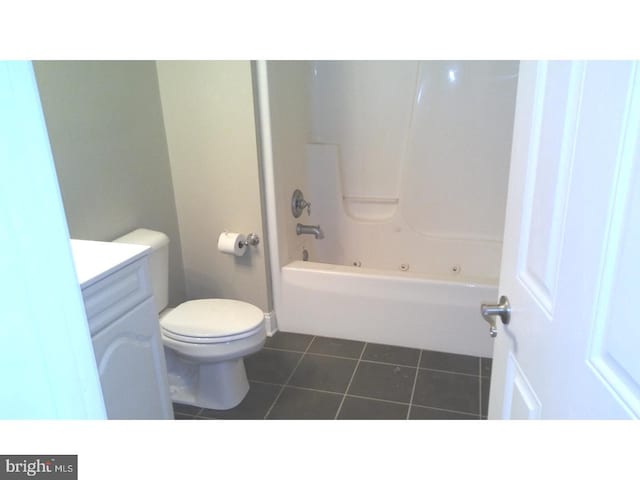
[165,349,250,410]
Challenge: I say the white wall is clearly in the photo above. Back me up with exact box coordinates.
[34,61,187,306]
[156,61,270,312]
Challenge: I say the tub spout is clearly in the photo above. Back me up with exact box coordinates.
[296,223,324,239]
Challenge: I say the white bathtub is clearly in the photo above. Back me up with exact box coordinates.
[279,261,497,358]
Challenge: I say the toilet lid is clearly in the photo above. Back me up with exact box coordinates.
[160,299,264,339]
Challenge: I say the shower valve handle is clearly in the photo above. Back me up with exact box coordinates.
[291,189,311,217]
[298,199,311,215]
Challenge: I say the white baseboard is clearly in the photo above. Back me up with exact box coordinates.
[263,311,278,336]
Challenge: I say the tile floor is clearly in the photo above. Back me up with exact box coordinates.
[173,331,492,420]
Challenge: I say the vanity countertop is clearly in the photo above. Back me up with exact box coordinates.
[70,239,150,288]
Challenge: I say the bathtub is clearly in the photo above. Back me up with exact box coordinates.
[279,261,497,358]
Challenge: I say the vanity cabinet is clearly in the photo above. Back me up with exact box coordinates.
[71,239,172,419]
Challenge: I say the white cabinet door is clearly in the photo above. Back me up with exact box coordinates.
[489,61,640,419]
[92,297,173,419]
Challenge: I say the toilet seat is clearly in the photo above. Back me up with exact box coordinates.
[160,299,264,345]
[162,323,264,345]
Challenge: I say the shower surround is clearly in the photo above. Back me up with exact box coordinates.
[260,61,519,358]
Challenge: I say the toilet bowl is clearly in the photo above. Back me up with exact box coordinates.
[114,229,266,411]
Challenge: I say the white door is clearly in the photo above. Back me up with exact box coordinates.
[488,61,640,419]
[0,61,106,418]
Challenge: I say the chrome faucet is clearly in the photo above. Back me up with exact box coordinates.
[296,223,324,239]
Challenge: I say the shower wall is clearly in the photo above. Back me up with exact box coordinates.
[264,62,315,266]
[306,61,519,281]
[310,61,416,202]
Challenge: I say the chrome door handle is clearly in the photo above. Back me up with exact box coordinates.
[481,295,511,338]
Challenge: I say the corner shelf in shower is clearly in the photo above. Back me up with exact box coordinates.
[342,195,399,221]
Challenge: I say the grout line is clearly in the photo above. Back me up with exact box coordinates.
[417,366,480,378]
[409,405,481,419]
[255,382,475,414]
[263,336,316,419]
[254,381,413,407]
[478,359,483,419]
[258,337,486,419]
[173,412,201,420]
[263,346,363,362]
[262,346,312,354]
[189,415,218,420]
[339,392,411,408]
[202,393,477,419]
[283,384,351,398]
[407,350,423,419]
[248,379,285,388]
[480,357,493,377]
[177,388,479,420]
[250,378,414,407]
[254,382,410,407]
[348,357,419,368]
[172,404,204,418]
[334,342,367,419]
[264,346,476,375]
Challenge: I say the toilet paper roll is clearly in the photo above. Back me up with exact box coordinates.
[217,232,247,256]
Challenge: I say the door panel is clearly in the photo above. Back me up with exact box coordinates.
[587,91,640,416]
[92,297,172,419]
[518,61,582,317]
[504,353,542,420]
[490,61,639,419]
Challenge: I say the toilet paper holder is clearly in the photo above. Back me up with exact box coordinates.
[239,233,260,248]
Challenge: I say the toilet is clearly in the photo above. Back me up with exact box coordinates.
[113,228,266,410]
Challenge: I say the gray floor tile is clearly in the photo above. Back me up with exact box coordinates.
[337,396,408,420]
[420,349,479,375]
[308,336,365,358]
[174,412,200,420]
[198,382,282,420]
[347,361,416,403]
[267,387,342,419]
[481,357,493,378]
[409,405,478,420]
[289,354,357,393]
[245,348,302,384]
[172,335,493,421]
[172,402,202,417]
[413,369,480,415]
[481,377,490,417]
[264,331,314,352]
[362,343,420,367]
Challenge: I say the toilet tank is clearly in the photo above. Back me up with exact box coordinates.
[113,228,169,313]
